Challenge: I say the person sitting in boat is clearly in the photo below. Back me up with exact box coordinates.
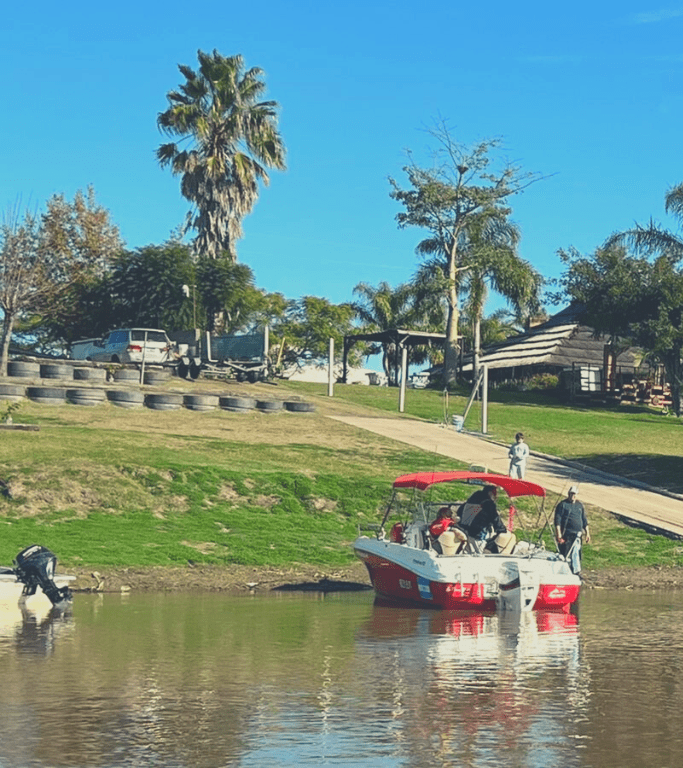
[428,506,466,555]
[458,485,508,553]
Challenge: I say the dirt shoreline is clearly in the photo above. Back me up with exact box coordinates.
[66,562,683,595]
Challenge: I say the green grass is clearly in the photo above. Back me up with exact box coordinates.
[1,382,683,573]
[286,381,683,492]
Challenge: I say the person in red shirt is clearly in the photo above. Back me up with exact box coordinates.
[429,506,466,555]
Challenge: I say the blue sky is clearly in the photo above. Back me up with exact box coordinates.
[2,0,682,314]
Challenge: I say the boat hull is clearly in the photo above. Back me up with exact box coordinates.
[355,537,580,612]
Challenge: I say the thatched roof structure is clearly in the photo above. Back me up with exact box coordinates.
[463,305,640,378]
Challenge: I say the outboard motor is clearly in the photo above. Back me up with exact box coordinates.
[13,545,72,608]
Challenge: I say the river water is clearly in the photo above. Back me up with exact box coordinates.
[1,588,682,768]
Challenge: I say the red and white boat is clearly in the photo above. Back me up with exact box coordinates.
[354,471,580,612]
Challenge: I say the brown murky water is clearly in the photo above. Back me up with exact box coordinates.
[0,589,681,767]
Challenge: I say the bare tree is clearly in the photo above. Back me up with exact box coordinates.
[0,209,51,373]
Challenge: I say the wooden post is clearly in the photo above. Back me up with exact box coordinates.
[482,364,489,434]
[398,345,408,413]
[140,330,148,385]
[328,338,334,397]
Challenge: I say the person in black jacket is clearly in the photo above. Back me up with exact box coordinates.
[554,485,590,575]
[458,485,507,553]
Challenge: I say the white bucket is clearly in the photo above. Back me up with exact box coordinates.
[452,415,464,432]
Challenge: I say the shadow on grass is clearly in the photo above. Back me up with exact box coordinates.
[577,453,683,494]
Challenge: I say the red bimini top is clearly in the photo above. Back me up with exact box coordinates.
[392,471,545,498]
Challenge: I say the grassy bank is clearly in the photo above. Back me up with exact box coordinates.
[286,381,683,493]
[1,377,682,578]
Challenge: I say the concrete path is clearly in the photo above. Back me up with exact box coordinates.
[330,415,683,538]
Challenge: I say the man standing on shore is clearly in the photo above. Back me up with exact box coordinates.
[554,485,591,575]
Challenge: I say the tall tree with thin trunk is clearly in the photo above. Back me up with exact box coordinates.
[460,213,542,378]
[389,121,543,387]
[157,50,286,261]
[0,210,49,373]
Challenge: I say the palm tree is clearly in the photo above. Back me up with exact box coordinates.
[411,210,541,380]
[157,50,286,261]
[605,182,683,258]
[603,182,683,412]
[461,214,542,378]
[353,281,439,384]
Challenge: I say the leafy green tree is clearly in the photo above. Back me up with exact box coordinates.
[37,187,123,345]
[157,50,286,261]
[558,244,683,415]
[389,121,543,387]
[195,257,263,333]
[106,242,197,331]
[459,307,525,349]
[278,296,358,367]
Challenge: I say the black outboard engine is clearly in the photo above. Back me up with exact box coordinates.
[13,545,72,608]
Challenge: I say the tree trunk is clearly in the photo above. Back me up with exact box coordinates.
[665,347,682,417]
[0,312,15,376]
[442,247,460,387]
[473,316,481,382]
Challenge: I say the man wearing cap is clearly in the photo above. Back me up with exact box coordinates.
[459,485,507,553]
[554,486,590,575]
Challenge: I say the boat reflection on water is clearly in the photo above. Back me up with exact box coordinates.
[355,601,589,763]
[0,599,74,657]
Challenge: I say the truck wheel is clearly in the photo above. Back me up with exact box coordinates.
[247,370,259,383]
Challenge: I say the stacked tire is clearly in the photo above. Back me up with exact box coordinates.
[67,388,106,406]
[219,396,256,413]
[284,401,315,413]
[106,390,145,409]
[143,369,171,386]
[7,361,40,378]
[183,394,219,412]
[145,393,183,411]
[27,386,67,405]
[256,399,284,414]
[113,368,141,383]
[40,363,71,380]
[0,384,26,402]
[74,368,106,382]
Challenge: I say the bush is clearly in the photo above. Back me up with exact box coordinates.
[526,373,559,391]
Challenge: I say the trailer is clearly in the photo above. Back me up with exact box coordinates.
[168,328,271,383]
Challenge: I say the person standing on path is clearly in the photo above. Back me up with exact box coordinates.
[554,485,591,575]
[508,432,530,479]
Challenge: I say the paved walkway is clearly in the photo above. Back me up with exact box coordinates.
[330,415,683,538]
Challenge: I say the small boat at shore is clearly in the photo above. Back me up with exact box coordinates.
[354,471,580,612]
[0,545,74,610]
